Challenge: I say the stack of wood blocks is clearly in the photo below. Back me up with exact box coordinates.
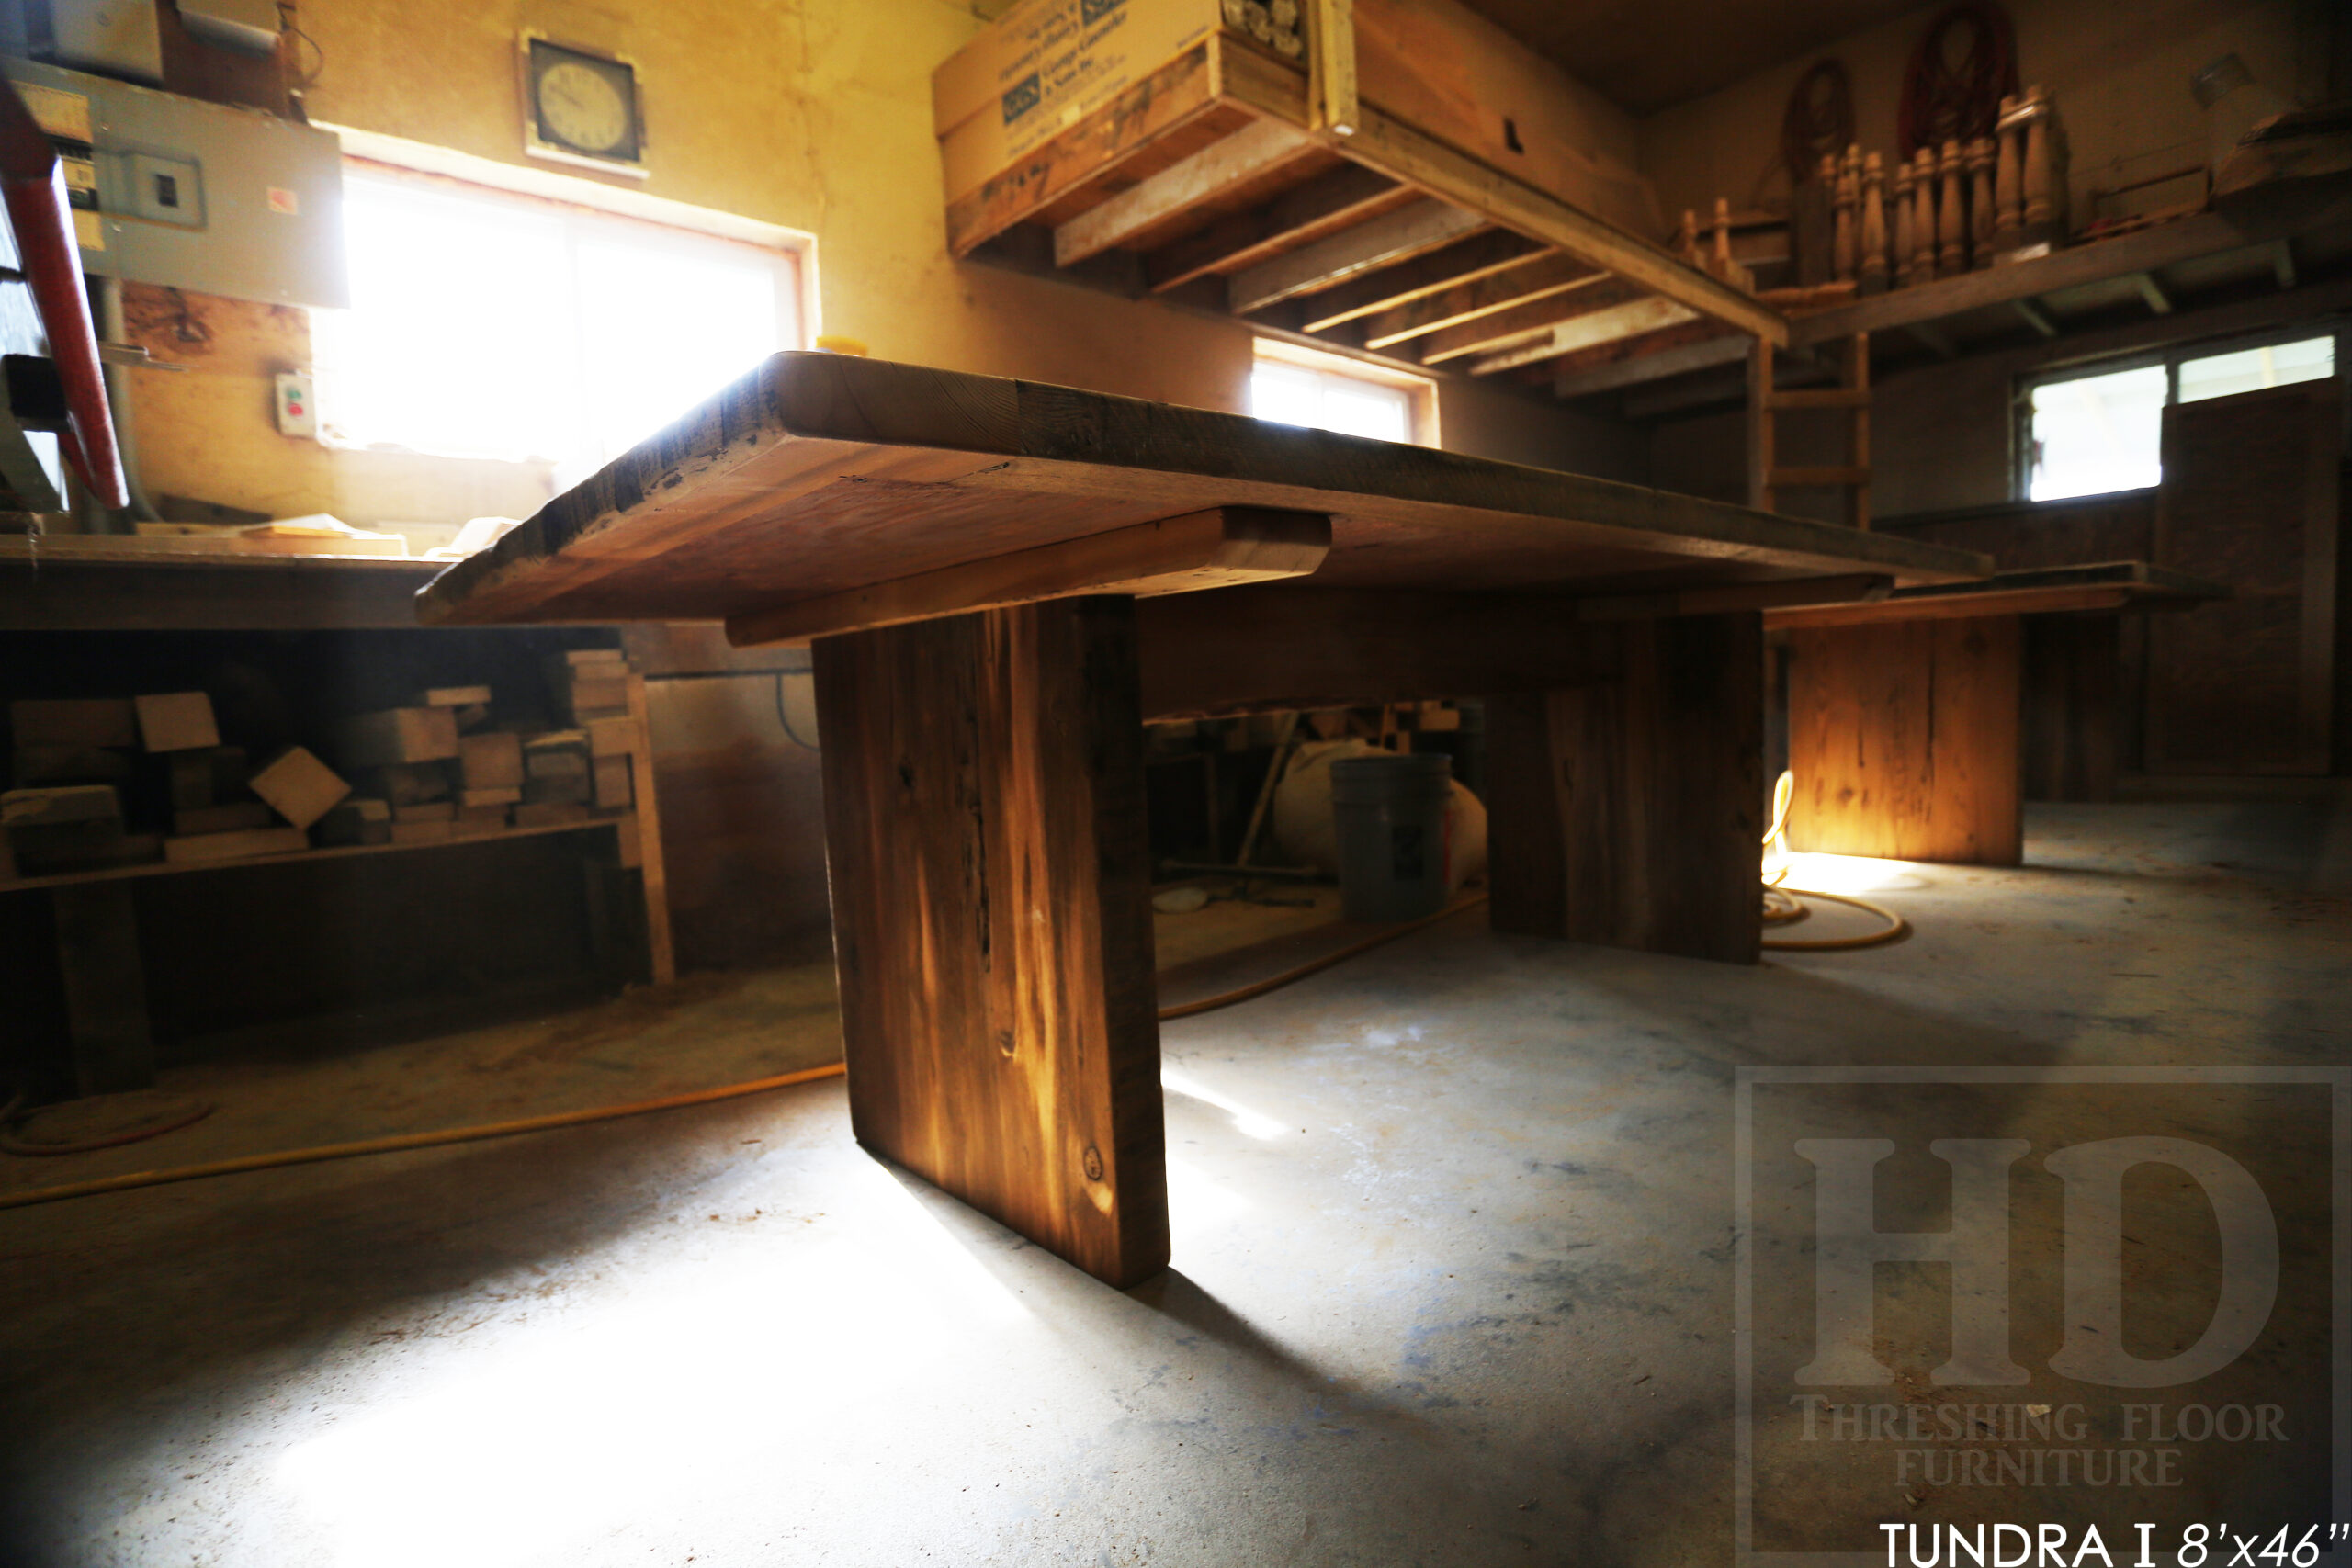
[1,646,648,880]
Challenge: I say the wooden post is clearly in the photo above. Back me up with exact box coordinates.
[1785,615,2023,864]
[1747,335,1776,514]
[1307,0,1358,136]
[1484,612,1764,964]
[1859,152,1888,295]
[622,672,676,985]
[809,596,1168,1288]
[51,882,154,1095]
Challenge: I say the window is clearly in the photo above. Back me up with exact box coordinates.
[1250,341,1431,445]
[316,166,804,489]
[2019,330,2338,502]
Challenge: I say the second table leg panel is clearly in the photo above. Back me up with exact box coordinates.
[1483,610,1765,964]
[809,594,1169,1289]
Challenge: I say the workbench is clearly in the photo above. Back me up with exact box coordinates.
[420,351,1987,1287]
[1766,561,2226,866]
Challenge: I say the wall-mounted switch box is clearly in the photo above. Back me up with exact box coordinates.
[274,370,316,438]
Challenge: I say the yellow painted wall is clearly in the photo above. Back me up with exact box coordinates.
[119,0,1641,533]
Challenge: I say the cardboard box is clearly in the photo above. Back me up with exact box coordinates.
[392,798,458,823]
[421,684,492,708]
[459,786,523,807]
[933,0,1659,239]
[389,818,456,845]
[934,0,1233,192]
[135,692,221,752]
[9,698,138,750]
[335,707,459,769]
[559,678,630,723]
[249,745,350,832]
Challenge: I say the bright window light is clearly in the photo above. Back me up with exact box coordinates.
[1250,355,1416,443]
[2024,364,2166,502]
[2177,334,2335,404]
[316,170,801,489]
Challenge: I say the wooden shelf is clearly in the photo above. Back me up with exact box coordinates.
[949,31,1782,393]
[0,812,640,895]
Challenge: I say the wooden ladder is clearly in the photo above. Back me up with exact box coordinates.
[1747,333,1871,530]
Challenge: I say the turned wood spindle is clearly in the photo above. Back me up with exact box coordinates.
[1966,137,1996,269]
[2021,86,2057,243]
[1994,95,2024,253]
[1912,147,1939,283]
[1893,159,1917,288]
[1860,152,1888,295]
[1937,138,1967,276]
[1832,149,1859,283]
[1711,197,1736,284]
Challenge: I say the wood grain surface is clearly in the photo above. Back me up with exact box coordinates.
[416,355,1987,630]
[1484,611,1764,964]
[1785,616,2023,865]
[811,596,1167,1288]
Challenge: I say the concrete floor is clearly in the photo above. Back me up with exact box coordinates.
[0,801,2345,1566]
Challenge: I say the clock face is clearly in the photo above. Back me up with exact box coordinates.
[538,61,629,153]
[524,39,643,170]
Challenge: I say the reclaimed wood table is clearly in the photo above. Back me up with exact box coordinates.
[419,354,1985,1287]
[1766,561,2225,867]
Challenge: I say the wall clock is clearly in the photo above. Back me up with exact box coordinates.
[521,35,647,176]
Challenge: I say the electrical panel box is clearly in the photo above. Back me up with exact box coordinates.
[1,58,347,310]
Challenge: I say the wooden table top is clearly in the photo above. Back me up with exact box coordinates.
[1765,560,2228,630]
[417,355,1990,627]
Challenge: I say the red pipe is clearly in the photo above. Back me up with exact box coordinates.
[0,77,128,510]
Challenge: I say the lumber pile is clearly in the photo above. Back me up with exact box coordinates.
[1,647,648,880]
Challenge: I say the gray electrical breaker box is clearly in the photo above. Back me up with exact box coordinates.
[1,57,346,309]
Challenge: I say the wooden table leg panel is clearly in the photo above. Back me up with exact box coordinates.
[2022,614,2120,803]
[1786,615,2022,864]
[1485,611,1764,964]
[810,595,1169,1288]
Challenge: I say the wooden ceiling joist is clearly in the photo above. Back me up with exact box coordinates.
[1293,231,1550,333]
[1227,198,1487,314]
[1144,162,1409,293]
[1548,323,1745,399]
[1362,252,1603,349]
[1054,118,1321,268]
[1418,277,1643,364]
[1468,296,1700,374]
